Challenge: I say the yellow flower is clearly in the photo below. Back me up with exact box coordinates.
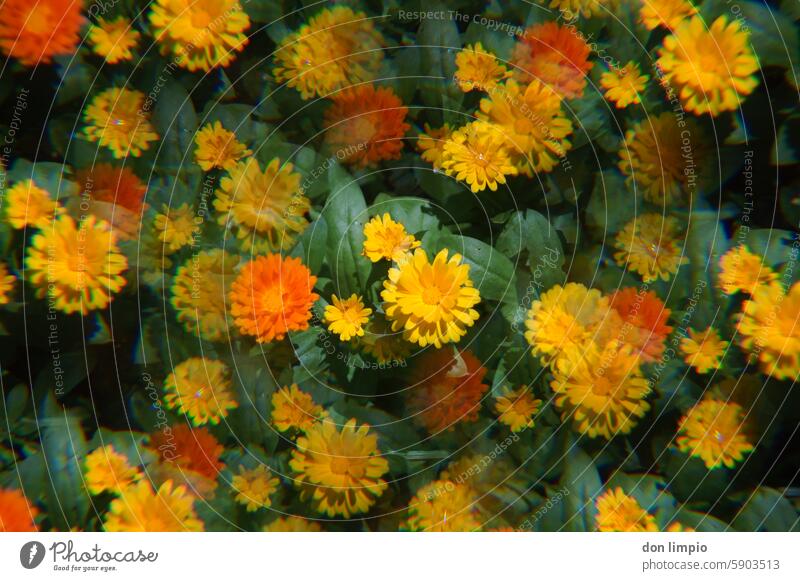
[88,16,140,64]
[271,384,327,433]
[170,250,239,341]
[614,213,688,283]
[441,121,519,193]
[324,294,372,341]
[676,397,754,469]
[362,213,420,263]
[263,517,322,532]
[290,419,389,518]
[163,357,237,426]
[600,62,649,108]
[737,282,800,380]
[657,15,759,116]
[84,445,141,495]
[417,123,452,170]
[193,121,252,171]
[148,0,250,72]
[545,0,621,18]
[357,315,413,364]
[551,341,650,440]
[382,248,481,348]
[494,385,542,432]
[595,487,658,532]
[231,465,280,512]
[26,215,127,315]
[0,262,16,304]
[640,0,699,31]
[154,203,198,252]
[4,179,63,229]
[478,79,572,175]
[104,480,204,531]
[405,479,481,532]
[680,327,729,374]
[718,245,777,295]
[454,43,511,92]
[83,87,158,158]
[666,522,696,532]
[213,158,309,253]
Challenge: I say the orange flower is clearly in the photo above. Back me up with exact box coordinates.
[408,349,488,433]
[229,254,319,343]
[609,288,673,363]
[150,424,224,483]
[74,164,147,239]
[323,85,410,168]
[0,488,38,531]
[0,0,83,66]
[511,22,593,99]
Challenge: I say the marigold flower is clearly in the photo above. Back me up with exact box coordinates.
[595,487,658,532]
[324,294,372,341]
[84,445,142,495]
[148,0,250,72]
[357,315,413,364]
[26,215,127,315]
[405,479,481,532]
[214,158,309,253]
[494,385,542,432]
[0,263,16,305]
[154,203,198,252]
[680,327,729,374]
[609,288,673,363]
[718,245,778,295]
[441,121,519,193]
[323,85,410,168]
[601,62,649,108]
[454,43,511,92]
[232,465,280,512]
[657,15,759,116]
[417,123,453,170]
[408,349,488,433]
[666,522,696,532]
[150,424,224,484]
[640,0,698,31]
[164,357,237,426]
[83,88,158,159]
[4,179,63,230]
[104,480,203,531]
[0,0,83,66]
[263,516,322,532]
[737,282,800,380]
[88,16,140,64]
[0,488,38,531]
[362,213,420,263]
[676,397,754,469]
[614,213,688,283]
[229,254,319,343]
[194,121,252,171]
[382,248,481,347]
[271,384,327,433]
[290,418,389,518]
[74,164,147,240]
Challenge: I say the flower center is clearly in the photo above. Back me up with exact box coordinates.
[422,286,443,305]
[191,10,212,29]
[330,457,351,475]
[262,291,285,313]
[24,5,52,35]
[591,376,614,397]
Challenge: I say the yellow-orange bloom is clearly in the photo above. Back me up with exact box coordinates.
[231,465,280,512]
[441,121,519,193]
[405,479,481,532]
[600,62,649,108]
[0,488,38,531]
[718,245,778,295]
[324,294,372,341]
[640,0,698,31]
[263,516,322,532]
[83,88,159,159]
[494,385,542,432]
[84,445,141,495]
[454,43,511,92]
[676,397,754,469]
[362,213,420,263]
[4,179,63,230]
[164,357,238,426]
[0,0,83,66]
[154,203,198,252]
[417,123,453,171]
[88,16,140,64]
[614,213,688,283]
[0,263,16,305]
[680,327,729,374]
[595,487,658,532]
[271,384,327,433]
[194,121,252,171]
[104,480,204,531]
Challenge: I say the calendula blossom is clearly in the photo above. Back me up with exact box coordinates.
[271,384,328,433]
[194,121,252,171]
[494,386,542,432]
[154,203,198,252]
[4,179,63,230]
[676,397,754,469]
[454,43,511,92]
[362,214,420,263]
[718,245,777,295]
[83,87,158,158]
[600,62,649,108]
[84,445,141,495]
[680,327,729,374]
[231,465,280,512]
[324,294,372,341]
[88,16,140,63]
[441,121,519,193]
[163,357,238,426]
[595,487,658,532]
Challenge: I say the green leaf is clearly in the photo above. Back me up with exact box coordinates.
[229,358,278,452]
[290,327,330,387]
[151,79,198,172]
[497,210,565,290]
[732,487,800,531]
[559,447,603,531]
[416,12,463,113]
[370,194,440,236]
[435,234,517,304]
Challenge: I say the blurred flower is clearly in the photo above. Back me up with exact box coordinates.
[26,215,127,315]
[676,397,753,469]
[417,123,453,170]
[74,164,147,240]
[148,0,250,72]
[271,384,327,433]
[0,488,38,531]
[171,250,238,342]
[232,465,279,512]
[408,349,488,433]
[5,179,63,229]
[718,245,777,295]
[263,517,322,532]
[0,0,83,66]
[609,288,673,363]
[290,418,389,518]
[150,424,224,489]
[83,87,158,159]
[84,445,141,495]
[229,254,318,343]
[104,480,203,531]
[0,263,16,304]
[657,15,759,116]
[511,22,593,99]
[454,43,511,92]
[154,203,198,252]
[88,16,140,64]
[494,385,542,432]
[382,248,481,347]
[595,488,658,532]
[614,213,688,283]
[213,158,309,253]
[544,0,621,18]
[357,315,413,364]
[324,294,372,341]
[478,79,572,175]
[323,85,409,168]
[640,0,698,31]
[600,62,649,108]
[136,229,174,287]
[164,357,237,426]
[405,479,481,532]
[680,327,729,374]
[551,340,650,439]
[666,522,696,532]
[737,282,800,380]
[362,213,420,263]
[194,122,252,171]
[441,121,519,192]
